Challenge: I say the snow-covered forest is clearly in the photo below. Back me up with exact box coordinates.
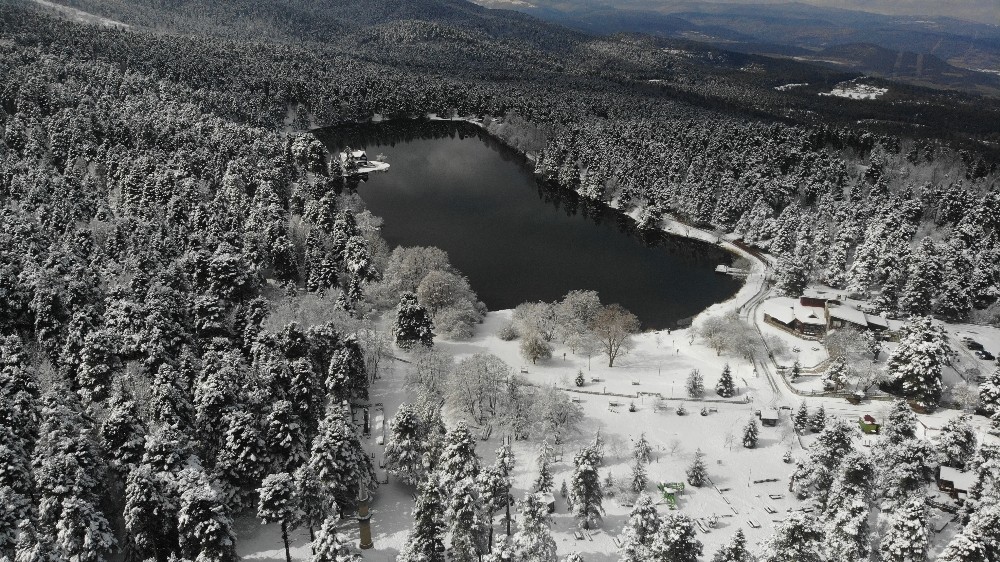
[2,1,1000,561]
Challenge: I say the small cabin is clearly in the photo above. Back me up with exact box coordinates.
[536,491,556,513]
[759,408,780,427]
[937,466,976,501]
[858,414,880,434]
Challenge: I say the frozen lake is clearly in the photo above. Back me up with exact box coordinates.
[316,120,741,329]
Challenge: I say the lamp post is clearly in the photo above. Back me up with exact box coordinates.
[358,474,373,550]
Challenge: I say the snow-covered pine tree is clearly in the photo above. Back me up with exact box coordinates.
[307,402,377,511]
[177,469,237,562]
[397,474,446,562]
[569,446,603,529]
[793,401,809,434]
[821,450,874,562]
[618,493,661,562]
[634,433,652,464]
[935,413,977,470]
[742,418,759,449]
[328,336,368,401]
[937,532,990,562]
[258,473,302,562]
[264,399,309,474]
[394,292,434,350]
[809,405,825,433]
[438,422,481,489]
[886,316,949,410]
[759,512,822,562]
[534,441,554,493]
[124,463,177,561]
[384,403,426,485]
[686,369,704,398]
[495,444,515,477]
[311,516,360,562]
[790,419,854,506]
[631,455,648,492]
[882,400,918,444]
[99,389,146,473]
[821,358,848,391]
[774,256,807,297]
[716,364,735,398]
[686,448,708,487]
[878,436,938,507]
[878,494,929,562]
[445,477,488,562]
[564,553,584,562]
[649,512,702,562]
[478,463,512,526]
[11,520,59,562]
[512,493,557,562]
[898,237,939,316]
[711,528,754,562]
[980,368,1000,417]
[215,410,269,504]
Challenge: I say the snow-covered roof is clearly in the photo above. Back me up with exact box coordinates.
[828,304,867,326]
[761,409,779,421]
[939,466,976,491]
[802,288,843,302]
[794,304,826,326]
[351,150,367,158]
[865,314,889,329]
[762,298,796,325]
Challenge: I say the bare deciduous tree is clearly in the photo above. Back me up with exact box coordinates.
[589,304,640,367]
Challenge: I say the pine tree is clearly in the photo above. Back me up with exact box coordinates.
[535,441,554,493]
[445,477,488,562]
[793,401,809,434]
[882,400,918,444]
[569,446,603,529]
[886,316,949,410]
[809,405,825,433]
[634,433,652,464]
[774,256,807,297]
[385,403,426,485]
[791,419,854,506]
[899,237,939,316]
[937,532,990,562]
[564,554,584,562]
[398,474,446,562]
[821,451,874,562]
[438,422,481,489]
[685,369,704,398]
[716,364,735,398]
[258,473,302,562]
[177,468,237,562]
[935,413,978,470]
[618,493,661,562]
[980,368,1000,417]
[478,463,512,523]
[394,292,434,350]
[743,419,759,449]
[307,403,377,510]
[821,358,848,391]
[759,512,822,562]
[264,400,309,474]
[311,516,359,562]
[686,449,708,487]
[649,512,702,562]
[124,463,178,561]
[512,493,557,562]
[631,455,648,492]
[293,465,331,544]
[99,390,146,472]
[12,520,59,562]
[879,494,928,562]
[216,410,269,502]
[711,529,754,562]
[327,337,367,401]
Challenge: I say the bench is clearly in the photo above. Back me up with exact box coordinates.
[748,520,761,529]
[574,531,585,541]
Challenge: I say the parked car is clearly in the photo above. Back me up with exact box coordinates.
[975,350,995,361]
[965,340,985,351]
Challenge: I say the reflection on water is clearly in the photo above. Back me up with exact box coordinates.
[315,120,740,329]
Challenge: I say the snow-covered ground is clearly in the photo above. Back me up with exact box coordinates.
[774,83,808,91]
[30,0,129,28]
[237,217,996,561]
[819,80,888,100]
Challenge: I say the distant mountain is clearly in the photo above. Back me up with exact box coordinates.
[483,0,1000,94]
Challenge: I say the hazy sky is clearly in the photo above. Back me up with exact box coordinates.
[523,0,1000,25]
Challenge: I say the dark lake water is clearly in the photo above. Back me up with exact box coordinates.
[316,121,740,330]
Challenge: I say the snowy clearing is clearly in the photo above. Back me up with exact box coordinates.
[819,80,888,100]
